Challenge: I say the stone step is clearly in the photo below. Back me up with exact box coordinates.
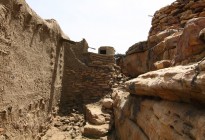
[82,123,110,138]
[85,104,112,125]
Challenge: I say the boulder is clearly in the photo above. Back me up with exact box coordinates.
[102,98,113,109]
[148,29,178,47]
[199,28,205,42]
[126,41,148,55]
[175,18,205,63]
[85,104,106,125]
[199,11,205,17]
[122,51,148,77]
[83,123,110,138]
[152,41,165,56]
[113,88,205,140]
[164,31,182,50]
[154,60,172,70]
[0,128,4,135]
[148,30,181,71]
[126,59,205,103]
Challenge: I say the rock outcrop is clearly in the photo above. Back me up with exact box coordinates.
[117,0,205,77]
[113,88,205,140]
[113,1,205,140]
[126,59,205,103]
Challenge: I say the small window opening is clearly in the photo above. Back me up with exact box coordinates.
[100,50,106,54]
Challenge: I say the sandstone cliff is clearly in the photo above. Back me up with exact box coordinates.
[113,0,205,140]
[117,0,205,78]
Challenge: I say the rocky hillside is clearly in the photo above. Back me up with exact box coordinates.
[114,0,205,140]
[113,59,205,139]
[118,0,205,78]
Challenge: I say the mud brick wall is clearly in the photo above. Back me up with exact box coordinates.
[0,0,68,139]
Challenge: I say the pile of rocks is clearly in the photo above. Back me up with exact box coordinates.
[42,110,86,139]
[42,98,115,140]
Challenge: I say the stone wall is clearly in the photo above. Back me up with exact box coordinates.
[60,42,120,113]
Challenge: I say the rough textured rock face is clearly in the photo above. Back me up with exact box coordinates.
[126,60,205,103]
[175,18,205,64]
[116,41,149,77]
[149,0,205,36]
[113,1,205,140]
[117,0,205,77]
[113,88,205,140]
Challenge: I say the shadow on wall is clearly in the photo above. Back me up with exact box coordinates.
[48,38,64,113]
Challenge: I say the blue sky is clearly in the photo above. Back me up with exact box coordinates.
[25,0,175,54]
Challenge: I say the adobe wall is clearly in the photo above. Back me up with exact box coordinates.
[98,46,115,55]
[0,0,69,139]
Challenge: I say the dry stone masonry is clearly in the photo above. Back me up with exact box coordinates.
[60,42,121,114]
